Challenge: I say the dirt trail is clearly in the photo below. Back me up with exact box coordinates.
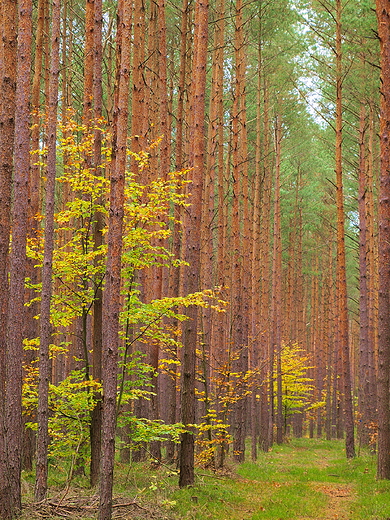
[300,483,355,520]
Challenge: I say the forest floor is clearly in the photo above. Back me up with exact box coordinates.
[20,438,390,520]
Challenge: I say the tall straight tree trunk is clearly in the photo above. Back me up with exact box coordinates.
[83,0,94,128]
[325,242,335,441]
[334,0,355,459]
[128,0,148,464]
[250,40,263,460]
[376,0,390,480]
[0,0,16,513]
[90,0,103,488]
[148,0,170,462]
[205,0,225,401]
[99,0,131,517]
[26,0,45,326]
[174,0,189,170]
[162,1,190,464]
[357,101,372,448]
[231,0,249,463]
[271,114,283,445]
[366,101,378,435]
[4,0,32,515]
[259,77,272,451]
[35,0,61,501]
[179,0,208,488]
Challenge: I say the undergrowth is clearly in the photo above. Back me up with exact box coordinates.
[20,437,390,520]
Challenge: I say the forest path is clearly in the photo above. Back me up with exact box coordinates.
[302,482,356,520]
[236,439,366,520]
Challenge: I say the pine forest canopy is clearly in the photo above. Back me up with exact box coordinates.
[0,0,389,519]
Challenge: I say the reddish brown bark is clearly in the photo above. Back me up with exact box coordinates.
[0,0,16,511]
[259,78,272,451]
[179,0,208,488]
[334,0,355,458]
[376,0,390,479]
[271,114,283,445]
[357,101,372,447]
[231,0,249,463]
[99,0,131,516]
[4,0,32,515]
[174,0,190,170]
[250,40,263,460]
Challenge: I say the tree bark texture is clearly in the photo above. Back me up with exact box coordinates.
[0,0,16,514]
[376,0,390,479]
[99,0,131,517]
[179,0,209,488]
[335,0,355,459]
[3,0,32,515]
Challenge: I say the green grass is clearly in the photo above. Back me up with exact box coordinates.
[20,438,390,519]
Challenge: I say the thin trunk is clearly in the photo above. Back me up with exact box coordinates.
[231,0,248,463]
[272,114,283,445]
[250,40,263,460]
[90,0,103,488]
[260,78,272,451]
[34,0,60,501]
[325,243,334,441]
[357,101,371,447]
[175,0,189,170]
[335,0,355,458]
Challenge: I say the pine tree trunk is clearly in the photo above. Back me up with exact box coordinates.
[271,114,283,445]
[179,0,208,488]
[357,101,372,447]
[376,0,390,479]
[89,0,103,487]
[259,78,272,451]
[99,0,131,517]
[0,0,17,512]
[231,0,249,463]
[3,0,32,515]
[335,0,355,459]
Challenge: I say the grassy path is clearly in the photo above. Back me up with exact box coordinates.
[307,482,355,519]
[21,438,390,520]
[171,438,390,519]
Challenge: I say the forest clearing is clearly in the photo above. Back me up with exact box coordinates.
[3,0,390,519]
[19,438,390,520]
